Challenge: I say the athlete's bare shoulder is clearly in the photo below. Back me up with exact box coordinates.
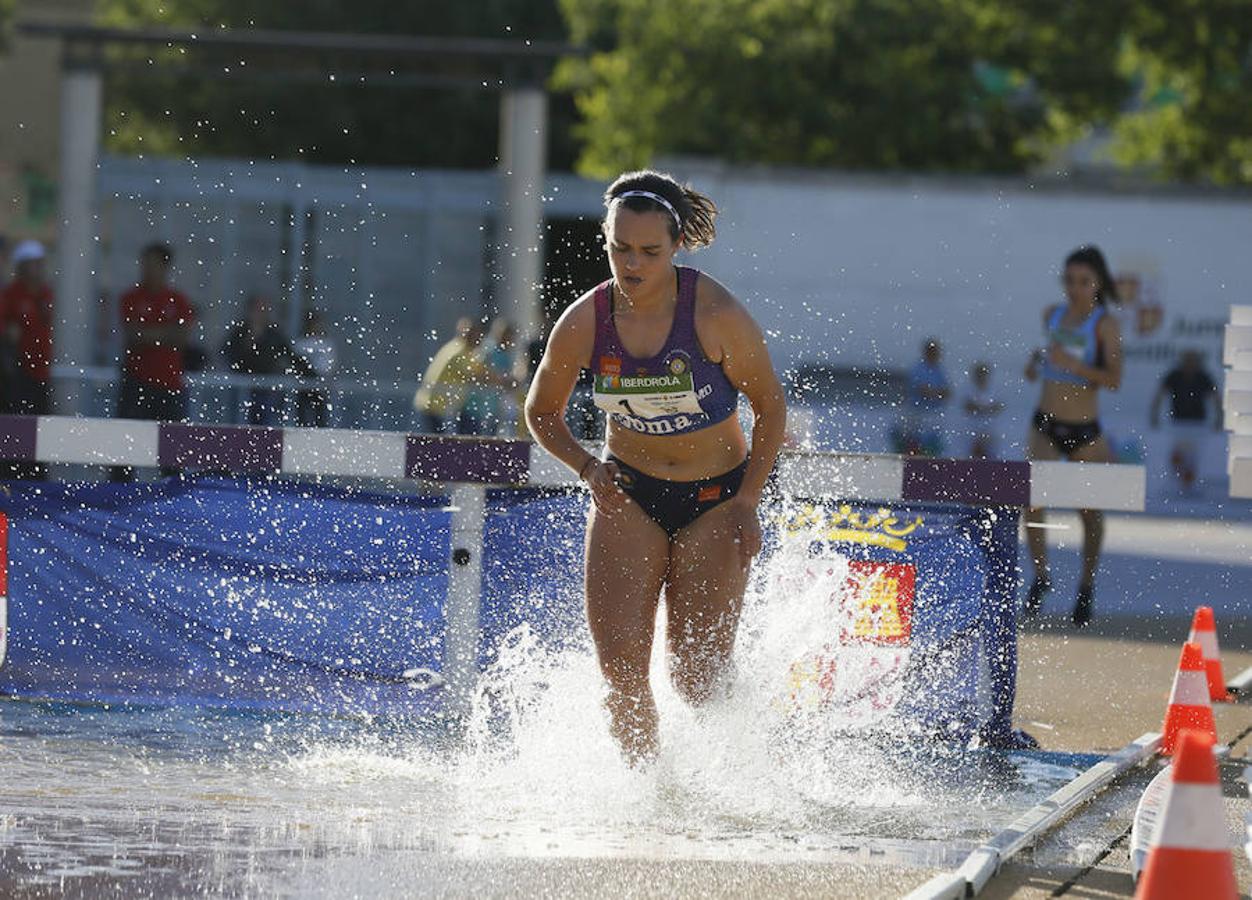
[692,270,763,363]
[693,269,749,322]
[544,284,600,370]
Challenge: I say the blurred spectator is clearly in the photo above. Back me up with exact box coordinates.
[0,235,10,291]
[1151,350,1220,493]
[462,318,519,435]
[0,240,54,479]
[222,294,314,426]
[908,338,951,409]
[113,242,196,480]
[892,338,950,456]
[414,317,512,435]
[0,240,54,414]
[961,362,1005,459]
[294,310,336,428]
[117,242,196,421]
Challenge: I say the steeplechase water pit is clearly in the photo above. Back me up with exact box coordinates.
[0,415,1151,896]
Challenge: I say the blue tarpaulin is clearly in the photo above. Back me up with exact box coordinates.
[771,500,1019,743]
[0,478,450,715]
[0,477,1018,740]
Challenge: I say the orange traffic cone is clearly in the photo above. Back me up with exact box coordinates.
[1135,728,1237,899]
[1189,606,1233,703]
[1161,641,1217,756]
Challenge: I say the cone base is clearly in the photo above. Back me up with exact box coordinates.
[1136,847,1237,900]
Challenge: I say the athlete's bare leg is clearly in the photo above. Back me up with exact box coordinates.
[585,499,670,764]
[665,500,751,705]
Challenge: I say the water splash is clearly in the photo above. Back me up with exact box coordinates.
[0,534,1087,893]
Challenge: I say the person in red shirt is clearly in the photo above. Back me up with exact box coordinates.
[112,242,196,481]
[0,240,54,479]
[0,240,54,416]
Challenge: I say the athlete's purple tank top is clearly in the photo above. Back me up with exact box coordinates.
[590,266,739,436]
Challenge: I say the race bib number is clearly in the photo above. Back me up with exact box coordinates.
[1051,327,1087,361]
[593,372,705,421]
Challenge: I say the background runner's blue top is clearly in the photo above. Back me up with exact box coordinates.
[590,266,739,436]
[1041,305,1105,386]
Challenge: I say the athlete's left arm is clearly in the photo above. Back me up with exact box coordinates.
[707,291,788,504]
[1069,315,1122,391]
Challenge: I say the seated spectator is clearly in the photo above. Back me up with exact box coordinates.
[961,362,1005,459]
[414,317,513,435]
[462,318,520,436]
[222,295,314,426]
[1151,350,1220,494]
[893,338,950,456]
[294,310,336,428]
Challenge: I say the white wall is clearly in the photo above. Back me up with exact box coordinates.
[90,154,1250,495]
[682,163,1246,406]
[665,162,1247,490]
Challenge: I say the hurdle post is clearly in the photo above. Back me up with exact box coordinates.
[444,483,487,728]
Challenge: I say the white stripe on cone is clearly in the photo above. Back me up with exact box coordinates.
[1153,782,1233,850]
[1191,627,1220,661]
[1170,670,1213,707]
[1246,768,1252,864]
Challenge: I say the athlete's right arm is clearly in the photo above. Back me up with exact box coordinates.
[524,293,602,472]
[1025,304,1055,382]
[525,297,626,513]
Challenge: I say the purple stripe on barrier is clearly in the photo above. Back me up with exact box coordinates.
[405,435,530,484]
[902,458,1031,506]
[159,423,284,473]
[0,415,38,462]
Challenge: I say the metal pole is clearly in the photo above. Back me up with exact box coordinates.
[497,83,548,346]
[53,51,104,416]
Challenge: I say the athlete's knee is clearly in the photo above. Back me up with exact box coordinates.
[670,667,714,705]
[669,651,731,706]
[598,651,650,697]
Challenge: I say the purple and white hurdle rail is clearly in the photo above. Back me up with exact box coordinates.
[0,414,1147,508]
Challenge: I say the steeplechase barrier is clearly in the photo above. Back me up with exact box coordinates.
[0,414,1144,742]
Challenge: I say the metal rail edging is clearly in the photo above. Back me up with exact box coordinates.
[902,732,1162,899]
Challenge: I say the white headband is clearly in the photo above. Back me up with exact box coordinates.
[615,190,682,232]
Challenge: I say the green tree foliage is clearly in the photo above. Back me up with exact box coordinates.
[557,0,1133,178]
[1114,1,1252,184]
[0,0,14,49]
[98,0,1252,185]
[98,0,580,169]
